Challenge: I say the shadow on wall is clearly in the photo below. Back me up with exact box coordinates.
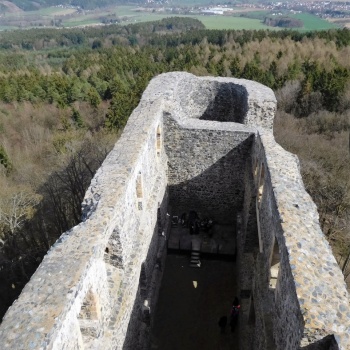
[200,83,248,123]
[177,79,249,123]
[122,191,169,350]
[301,335,339,350]
[169,137,253,226]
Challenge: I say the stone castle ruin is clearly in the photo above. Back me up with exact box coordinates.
[0,72,349,349]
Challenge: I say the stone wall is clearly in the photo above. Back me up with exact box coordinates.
[0,72,349,350]
[170,74,276,129]
[239,131,350,350]
[165,114,254,224]
[0,93,169,350]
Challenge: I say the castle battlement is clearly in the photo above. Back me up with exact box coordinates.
[0,72,349,350]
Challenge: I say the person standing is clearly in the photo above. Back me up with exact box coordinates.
[230,297,240,332]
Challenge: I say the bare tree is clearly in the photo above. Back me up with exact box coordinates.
[0,186,41,239]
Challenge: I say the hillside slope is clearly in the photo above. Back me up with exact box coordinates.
[1,0,140,11]
[0,1,23,12]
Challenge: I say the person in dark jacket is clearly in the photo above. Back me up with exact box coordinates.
[230,297,240,332]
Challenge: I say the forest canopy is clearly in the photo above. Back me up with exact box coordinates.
[263,16,303,28]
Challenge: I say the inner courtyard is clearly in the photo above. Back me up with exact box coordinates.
[152,254,238,350]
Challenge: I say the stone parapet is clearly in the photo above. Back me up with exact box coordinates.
[0,87,169,350]
[247,130,350,349]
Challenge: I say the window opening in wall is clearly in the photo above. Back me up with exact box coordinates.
[157,207,163,235]
[136,172,143,198]
[156,125,161,157]
[139,262,147,299]
[255,206,263,253]
[254,159,258,180]
[256,164,264,253]
[79,290,100,320]
[254,138,261,177]
[78,290,101,339]
[258,163,265,205]
[104,228,124,269]
[269,237,280,291]
[136,172,143,210]
[142,299,151,325]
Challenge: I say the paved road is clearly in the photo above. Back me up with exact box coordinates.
[151,254,239,350]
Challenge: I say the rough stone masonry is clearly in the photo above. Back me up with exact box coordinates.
[0,72,349,350]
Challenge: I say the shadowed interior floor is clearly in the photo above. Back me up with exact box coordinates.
[167,224,236,256]
[151,254,239,350]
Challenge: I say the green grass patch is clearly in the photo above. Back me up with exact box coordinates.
[63,18,100,27]
[291,13,339,31]
[8,6,74,16]
[103,7,272,30]
[123,7,340,31]
[114,6,141,16]
[0,5,340,32]
[0,25,18,31]
[166,0,226,5]
[38,7,76,16]
[123,13,173,23]
[61,7,130,26]
[234,10,270,20]
[193,15,269,30]
[0,6,76,23]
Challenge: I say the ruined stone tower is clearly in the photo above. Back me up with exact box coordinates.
[0,72,349,349]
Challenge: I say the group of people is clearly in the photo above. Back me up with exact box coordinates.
[179,211,213,235]
[218,297,240,334]
[171,211,214,236]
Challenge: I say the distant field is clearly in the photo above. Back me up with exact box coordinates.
[104,8,272,30]
[41,7,77,16]
[166,0,228,5]
[119,12,172,24]
[291,13,338,30]
[235,10,270,19]
[64,19,102,27]
[0,25,17,30]
[328,17,350,28]
[34,7,77,16]
[115,6,138,16]
[80,7,340,31]
[0,5,341,31]
[188,15,268,30]
[119,14,267,30]
[6,6,77,16]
